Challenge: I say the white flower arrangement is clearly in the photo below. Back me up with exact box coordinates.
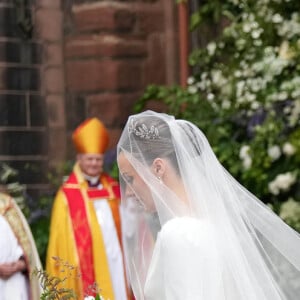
[239,145,252,170]
[239,145,250,159]
[267,145,282,161]
[268,172,297,195]
[280,198,300,221]
[187,76,195,85]
[282,142,296,156]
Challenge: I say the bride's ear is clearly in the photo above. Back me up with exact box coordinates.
[152,158,166,178]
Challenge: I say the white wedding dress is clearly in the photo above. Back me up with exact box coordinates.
[144,216,299,300]
[0,215,28,300]
[144,217,221,300]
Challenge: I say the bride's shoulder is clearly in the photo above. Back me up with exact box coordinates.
[162,216,212,232]
[159,217,214,248]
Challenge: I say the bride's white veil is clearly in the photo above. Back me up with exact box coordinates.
[117,110,300,300]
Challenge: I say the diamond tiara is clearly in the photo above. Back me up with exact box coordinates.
[128,118,160,140]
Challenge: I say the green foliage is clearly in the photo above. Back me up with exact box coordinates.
[137,0,300,230]
[34,257,106,300]
[33,257,78,300]
[47,161,74,188]
[31,215,50,267]
[0,163,27,211]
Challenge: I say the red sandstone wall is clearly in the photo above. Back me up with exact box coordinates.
[0,0,179,192]
[35,0,66,170]
[64,0,179,155]
[0,0,65,194]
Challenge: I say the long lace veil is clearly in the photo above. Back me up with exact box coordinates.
[117,110,300,300]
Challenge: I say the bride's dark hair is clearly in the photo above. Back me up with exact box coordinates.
[121,115,204,175]
[121,115,180,173]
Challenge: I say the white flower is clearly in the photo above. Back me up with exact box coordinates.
[291,89,300,98]
[84,297,95,300]
[268,181,280,195]
[239,145,250,159]
[289,99,300,126]
[218,41,225,48]
[279,40,295,59]
[207,42,217,56]
[268,172,297,195]
[251,101,260,110]
[236,80,245,97]
[207,93,215,101]
[201,72,208,80]
[253,39,263,46]
[264,46,275,56]
[187,76,195,85]
[222,100,231,109]
[187,85,197,94]
[267,145,281,161]
[239,145,252,169]
[272,13,283,23]
[251,29,262,39]
[211,70,224,85]
[282,142,296,156]
[251,21,259,29]
[277,91,288,101]
[280,198,300,221]
[243,23,252,33]
[242,157,252,170]
[234,70,242,78]
[283,106,291,114]
[245,92,256,102]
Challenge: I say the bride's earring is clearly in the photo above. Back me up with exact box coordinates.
[157,176,162,184]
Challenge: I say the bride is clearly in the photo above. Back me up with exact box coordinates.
[117,110,300,300]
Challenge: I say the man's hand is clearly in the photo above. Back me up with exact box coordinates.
[0,259,26,279]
